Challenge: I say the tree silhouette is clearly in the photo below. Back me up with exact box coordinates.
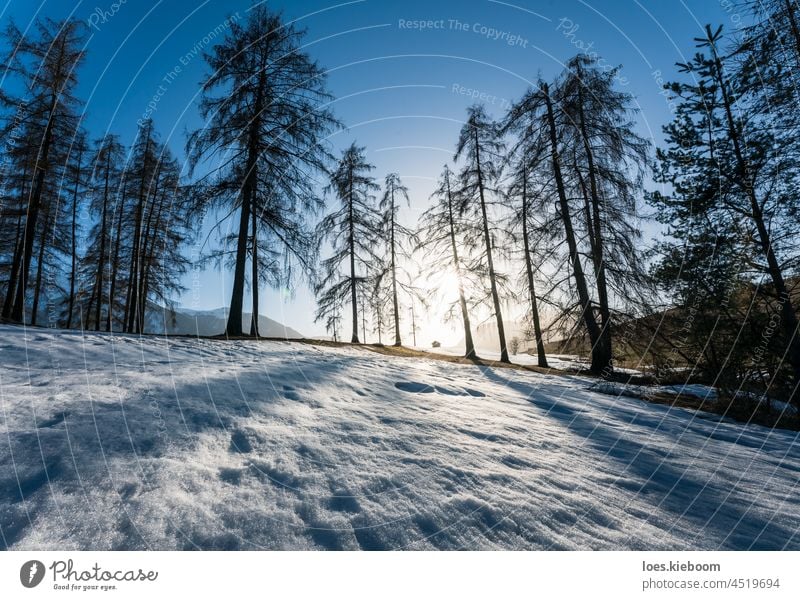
[315,144,380,344]
[455,105,511,363]
[187,5,337,336]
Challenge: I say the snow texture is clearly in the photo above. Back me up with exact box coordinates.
[0,325,798,550]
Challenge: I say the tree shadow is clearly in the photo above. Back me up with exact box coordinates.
[476,365,800,550]
[0,352,382,549]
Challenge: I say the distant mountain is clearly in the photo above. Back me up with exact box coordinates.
[146,305,304,338]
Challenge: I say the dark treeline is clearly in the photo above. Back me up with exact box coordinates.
[1,3,799,407]
[0,19,189,333]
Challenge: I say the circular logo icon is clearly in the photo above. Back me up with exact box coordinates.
[20,560,46,588]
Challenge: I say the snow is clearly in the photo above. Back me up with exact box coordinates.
[1,324,799,550]
[770,400,799,415]
[591,381,719,404]
[421,346,554,367]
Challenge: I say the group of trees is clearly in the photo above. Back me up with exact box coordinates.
[2,2,799,405]
[317,53,651,372]
[649,0,800,402]
[314,145,419,346]
[310,0,800,408]
[0,19,189,333]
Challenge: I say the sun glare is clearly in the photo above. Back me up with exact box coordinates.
[414,269,465,348]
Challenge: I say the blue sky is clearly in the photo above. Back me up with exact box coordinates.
[1,0,745,340]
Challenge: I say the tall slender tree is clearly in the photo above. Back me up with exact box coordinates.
[455,105,510,363]
[378,173,413,346]
[506,80,608,372]
[82,135,125,330]
[559,55,652,366]
[416,165,478,360]
[502,158,549,367]
[0,142,33,319]
[315,144,380,344]
[64,133,88,329]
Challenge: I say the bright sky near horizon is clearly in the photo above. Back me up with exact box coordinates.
[1,0,744,344]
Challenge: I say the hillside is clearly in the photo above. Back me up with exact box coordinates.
[1,324,798,550]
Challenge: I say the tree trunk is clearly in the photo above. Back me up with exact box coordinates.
[250,199,260,337]
[390,185,401,346]
[348,170,359,343]
[124,195,144,333]
[521,166,548,367]
[227,192,250,337]
[226,70,265,337]
[543,82,607,374]
[445,171,477,359]
[135,166,163,334]
[575,159,613,369]
[575,68,613,369]
[107,189,126,332]
[3,160,29,319]
[125,129,153,334]
[66,146,83,329]
[31,210,51,326]
[94,151,112,331]
[3,215,24,320]
[140,195,165,334]
[474,129,510,363]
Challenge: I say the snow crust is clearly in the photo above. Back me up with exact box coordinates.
[1,325,798,549]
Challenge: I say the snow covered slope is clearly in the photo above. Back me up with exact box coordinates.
[0,324,798,550]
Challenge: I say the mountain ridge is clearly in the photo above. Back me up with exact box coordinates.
[146,304,304,338]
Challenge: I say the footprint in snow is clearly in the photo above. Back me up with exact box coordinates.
[117,482,138,500]
[395,381,435,394]
[229,429,252,454]
[328,492,360,513]
[218,467,243,485]
[394,381,486,397]
[281,385,301,401]
[36,411,68,428]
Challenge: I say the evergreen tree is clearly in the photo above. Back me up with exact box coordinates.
[502,157,549,367]
[416,165,478,359]
[83,135,125,330]
[187,5,338,336]
[315,143,380,344]
[0,133,33,319]
[506,79,608,372]
[378,173,414,346]
[455,105,511,363]
[739,0,800,65]
[560,55,652,367]
[650,25,800,402]
[99,120,190,334]
[0,18,87,324]
[64,133,89,329]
